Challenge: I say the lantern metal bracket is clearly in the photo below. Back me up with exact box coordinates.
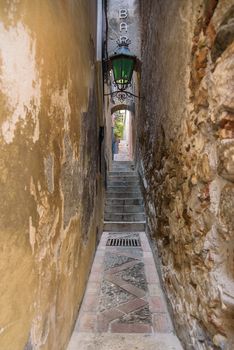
[104,90,142,102]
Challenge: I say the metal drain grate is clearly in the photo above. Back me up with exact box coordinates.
[106,238,141,247]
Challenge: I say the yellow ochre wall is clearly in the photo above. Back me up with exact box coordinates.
[0,1,103,349]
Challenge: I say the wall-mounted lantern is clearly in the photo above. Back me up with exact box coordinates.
[104,39,140,101]
[111,40,136,90]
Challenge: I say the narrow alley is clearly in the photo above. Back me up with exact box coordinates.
[67,159,182,349]
[0,1,233,350]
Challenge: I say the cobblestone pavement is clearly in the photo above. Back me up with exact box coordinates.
[67,232,183,349]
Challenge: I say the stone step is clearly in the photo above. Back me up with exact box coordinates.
[112,168,135,173]
[108,171,139,176]
[112,165,135,171]
[114,156,131,161]
[107,181,140,189]
[105,198,144,206]
[112,162,134,165]
[107,186,141,193]
[108,176,138,182]
[109,171,137,176]
[105,205,144,213]
[106,192,142,199]
[113,161,134,165]
[104,213,145,222]
[109,175,138,179]
[103,221,146,232]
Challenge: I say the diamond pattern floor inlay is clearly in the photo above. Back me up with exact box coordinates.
[67,232,183,349]
[99,280,135,312]
[117,262,147,291]
[104,253,135,270]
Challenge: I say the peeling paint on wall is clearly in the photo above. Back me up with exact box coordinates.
[0,22,41,144]
[44,154,54,194]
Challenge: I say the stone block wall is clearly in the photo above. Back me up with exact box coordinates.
[0,1,104,349]
[137,0,234,349]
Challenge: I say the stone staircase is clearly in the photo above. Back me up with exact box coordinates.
[114,140,130,161]
[104,161,146,232]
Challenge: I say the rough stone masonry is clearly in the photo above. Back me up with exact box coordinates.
[137,0,234,349]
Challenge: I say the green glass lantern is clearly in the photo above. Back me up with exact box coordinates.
[110,42,136,91]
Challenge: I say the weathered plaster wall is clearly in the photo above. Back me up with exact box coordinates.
[0,1,103,349]
[137,0,234,349]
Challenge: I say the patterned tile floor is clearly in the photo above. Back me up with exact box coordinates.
[67,232,183,350]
